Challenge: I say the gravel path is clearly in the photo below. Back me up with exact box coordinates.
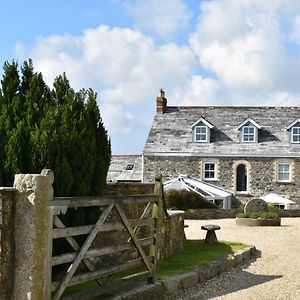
[171,218,300,300]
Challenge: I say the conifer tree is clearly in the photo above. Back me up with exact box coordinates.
[0,60,111,196]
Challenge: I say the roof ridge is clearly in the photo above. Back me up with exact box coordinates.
[167,105,300,108]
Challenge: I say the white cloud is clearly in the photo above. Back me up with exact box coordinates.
[172,75,220,105]
[17,25,202,153]
[124,0,192,39]
[290,15,300,44]
[26,26,196,104]
[189,0,300,105]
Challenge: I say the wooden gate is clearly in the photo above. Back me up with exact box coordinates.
[50,193,158,300]
[0,188,16,300]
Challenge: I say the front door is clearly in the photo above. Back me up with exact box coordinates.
[236,164,247,192]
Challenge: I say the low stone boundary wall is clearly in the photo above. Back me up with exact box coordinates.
[184,208,300,219]
[113,246,257,300]
[106,182,154,195]
[184,208,242,219]
[276,209,300,218]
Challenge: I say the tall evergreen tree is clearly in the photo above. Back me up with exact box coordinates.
[0,60,111,196]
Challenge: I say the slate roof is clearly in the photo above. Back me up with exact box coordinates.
[143,106,300,157]
[107,155,142,182]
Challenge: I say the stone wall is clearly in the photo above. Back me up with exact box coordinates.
[143,156,200,183]
[144,156,300,206]
[184,208,300,219]
[105,182,185,260]
[184,208,242,219]
[106,182,154,195]
[158,211,185,259]
[275,209,300,218]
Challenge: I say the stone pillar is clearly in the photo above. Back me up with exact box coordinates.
[0,188,17,300]
[154,174,168,260]
[13,169,54,300]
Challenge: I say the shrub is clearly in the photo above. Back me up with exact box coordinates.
[250,212,259,219]
[236,212,250,218]
[259,212,280,219]
[268,203,275,210]
[165,189,217,210]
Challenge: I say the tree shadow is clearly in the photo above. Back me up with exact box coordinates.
[195,253,283,300]
[199,273,282,299]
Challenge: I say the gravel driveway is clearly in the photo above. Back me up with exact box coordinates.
[171,218,300,300]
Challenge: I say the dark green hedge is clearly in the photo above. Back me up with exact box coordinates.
[165,189,217,210]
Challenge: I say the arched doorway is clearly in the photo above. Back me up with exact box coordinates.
[236,164,247,192]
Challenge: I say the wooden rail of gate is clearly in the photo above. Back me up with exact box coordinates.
[0,188,16,300]
[49,194,158,300]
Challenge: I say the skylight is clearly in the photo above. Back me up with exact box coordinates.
[126,164,134,170]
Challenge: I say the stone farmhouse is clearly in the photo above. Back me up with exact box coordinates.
[143,90,300,207]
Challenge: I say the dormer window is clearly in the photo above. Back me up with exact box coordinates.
[242,126,255,143]
[191,117,214,144]
[292,127,300,143]
[238,118,261,144]
[194,126,208,142]
[287,119,300,144]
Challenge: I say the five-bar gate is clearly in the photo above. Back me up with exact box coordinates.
[50,193,158,300]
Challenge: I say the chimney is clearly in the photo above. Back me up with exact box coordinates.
[156,89,167,113]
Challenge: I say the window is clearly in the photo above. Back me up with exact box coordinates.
[204,163,216,180]
[194,126,208,142]
[242,126,255,143]
[291,127,300,143]
[277,163,291,182]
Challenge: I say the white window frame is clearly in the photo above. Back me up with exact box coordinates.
[291,127,300,144]
[203,162,216,180]
[277,163,291,182]
[242,126,256,143]
[194,126,208,143]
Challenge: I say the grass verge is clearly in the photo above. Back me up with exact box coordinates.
[156,239,245,279]
[62,239,246,296]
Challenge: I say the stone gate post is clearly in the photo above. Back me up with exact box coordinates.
[13,169,54,300]
[154,174,168,260]
[0,187,17,300]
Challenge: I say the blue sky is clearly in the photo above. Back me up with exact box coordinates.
[3,1,300,154]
